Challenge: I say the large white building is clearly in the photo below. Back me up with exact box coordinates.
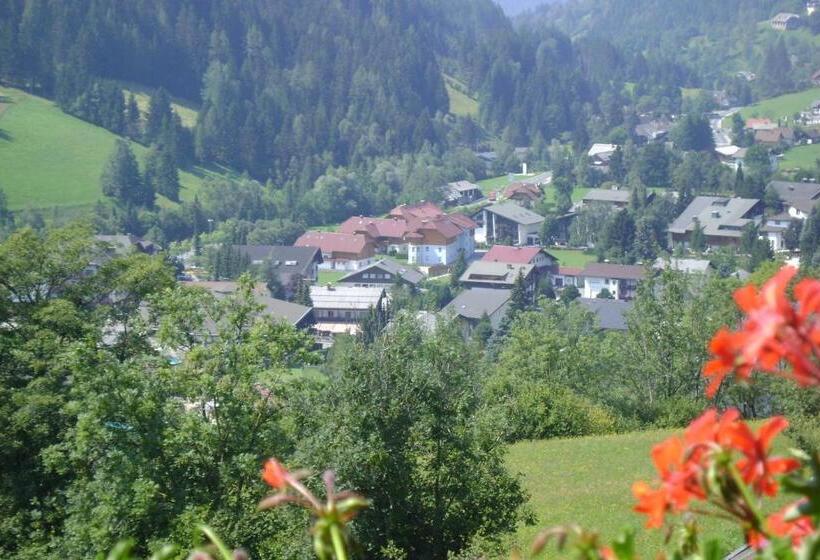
[473,202,545,246]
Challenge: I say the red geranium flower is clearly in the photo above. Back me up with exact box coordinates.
[766,500,815,548]
[262,458,290,490]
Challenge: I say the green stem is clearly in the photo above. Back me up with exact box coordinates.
[329,523,349,560]
[725,463,767,535]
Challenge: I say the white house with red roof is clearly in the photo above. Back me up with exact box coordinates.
[339,202,475,267]
[294,231,377,271]
[481,245,558,277]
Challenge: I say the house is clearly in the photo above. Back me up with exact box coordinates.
[440,288,512,335]
[481,245,558,276]
[442,180,484,206]
[336,259,425,288]
[745,118,776,131]
[768,180,820,219]
[580,188,651,209]
[473,202,544,246]
[799,100,820,126]
[587,143,619,170]
[182,281,314,330]
[578,298,634,331]
[552,266,583,290]
[668,196,764,248]
[294,232,376,271]
[761,212,796,251]
[309,285,387,337]
[234,245,322,293]
[95,234,161,256]
[634,120,672,143]
[342,202,476,267]
[715,145,747,170]
[653,257,713,274]
[579,262,646,300]
[503,181,542,206]
[459,261,536,293]
[754,127,794,147]
[771,12,801,30]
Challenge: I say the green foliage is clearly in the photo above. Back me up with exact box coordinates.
[101,140,153,208]
[295,318,528,559]
[671,114,715,152]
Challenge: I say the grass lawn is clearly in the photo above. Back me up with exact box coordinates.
[738,87,820,125]
[0,86,216,211]
[477,174,531,196]
[547,248,596,268]
[443,74,479,118]
[317,270,348,285]
[505,427,790,557]
[779,143,820,174]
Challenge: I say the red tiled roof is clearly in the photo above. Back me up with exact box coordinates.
[389,201,445,220]
[294,231,374,257]
[482,245,542,264]
[504,182,541,199]
[448,212,478,230]
[338,216,408,240]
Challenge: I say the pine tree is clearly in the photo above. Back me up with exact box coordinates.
[449,250,467,287]
[690,218,706,252]
[125,93,141,139]
[293,277,314,307]
[145,144,181,202]
[101,140,153,208]
[509,270,528,313]
[145,88,172,143]
[800,208,820,269]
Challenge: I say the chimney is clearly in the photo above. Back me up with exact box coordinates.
[522,162,528,175]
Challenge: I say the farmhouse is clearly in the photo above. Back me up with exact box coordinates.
[294,231,376,271]
[473,202,545,246]
[309,285,387,337]
[442,180,483,206]
[667,196,763,249]
[503,181,542,206]
[459,261,536,292]
[337,259,425,288]
[770,12,801,30]
[745,118,776,131]
[754,127,794,147]
[440,288,512,336]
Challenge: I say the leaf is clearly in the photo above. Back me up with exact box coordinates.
[198,525,234,560]
[611,529,636,560]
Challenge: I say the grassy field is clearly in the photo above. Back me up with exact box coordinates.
[547,248,596,268]
[477,174,531,195]
[0,86,217,212]
[443,74,479,118]
[779,143,820,174]
[505,427,789,557]
[738,87,820,125]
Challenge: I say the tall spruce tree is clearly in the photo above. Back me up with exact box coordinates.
[101,140,153,208]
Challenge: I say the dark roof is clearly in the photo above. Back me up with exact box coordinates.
[582,262,646,281]
[337,259,425,286]
[578,298,633,330]
[768,181,820,214]
[481,202,545,225]
[181,281,312,327]
[582,189,632,204]
[668,196,761,238]
[442,288,511,320]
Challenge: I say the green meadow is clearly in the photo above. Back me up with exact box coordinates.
[0,86,225,212]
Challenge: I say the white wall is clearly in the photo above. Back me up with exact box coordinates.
[583,276,620,299]
[318,257,374,271]
[408,232,475,266]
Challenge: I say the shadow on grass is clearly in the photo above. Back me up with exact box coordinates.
[0,129,12,142]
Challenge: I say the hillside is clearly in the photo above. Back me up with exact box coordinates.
[0,86,226,212]
[506,427,791,557]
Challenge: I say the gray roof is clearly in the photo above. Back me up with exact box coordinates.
[442,288,511,320]
[181,281,312,327]
[309,286,385,310]
[653,258,712,274]
[582,189,632,204]
[668,196,761,238]
[338,259,425,286]
[482,202,545,225]
[460,261,535,286]
[768,181,820,214]
[521,172,553,186]
[582,262,646,281]
[634,120,671,139]
[578,298,633,331]
[447,180,481,193]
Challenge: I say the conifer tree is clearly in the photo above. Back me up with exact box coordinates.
[101,140,153,208]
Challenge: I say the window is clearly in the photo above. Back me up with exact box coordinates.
[327,310,334,318]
